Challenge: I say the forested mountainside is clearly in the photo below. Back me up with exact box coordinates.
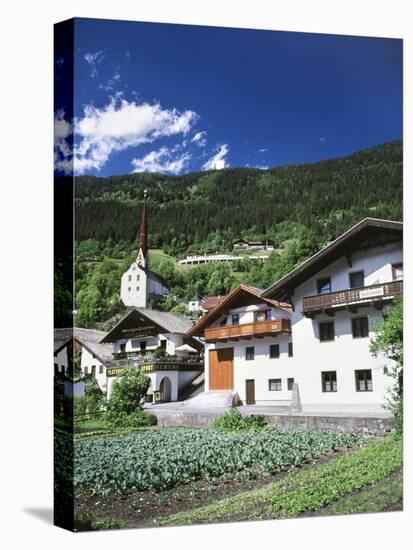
[74,140,402,257]
[62,140,402,328]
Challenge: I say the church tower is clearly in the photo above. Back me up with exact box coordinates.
[120,191,150,308]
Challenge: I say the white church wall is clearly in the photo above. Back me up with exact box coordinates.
[120,261,147,308]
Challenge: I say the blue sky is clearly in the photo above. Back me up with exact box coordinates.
[54,18,402,176]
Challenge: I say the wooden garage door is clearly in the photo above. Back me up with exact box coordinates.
[209,348,234,390]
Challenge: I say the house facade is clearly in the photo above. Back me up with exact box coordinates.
[54,328,113,393]
[189,285,293,406]
[189,219,402,412]
[100,308,203,401]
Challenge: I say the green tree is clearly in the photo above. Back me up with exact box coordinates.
[370,298,403,433]
[107,366,151,418]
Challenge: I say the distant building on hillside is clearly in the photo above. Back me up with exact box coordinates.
[188,293,204,313]
[178,252,269,265]
[233,239,275,251]
[201,296,225,313]
[120,191,169,308]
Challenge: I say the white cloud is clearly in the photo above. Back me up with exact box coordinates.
[54,98,198,174]
[320,137,326,142]
[54,110,73,173]
[78,98,198,173]
[84,50,106,77]
[258,148,268,153]
[99,71,122,92]
[202,144,229,171]
[191,131,207,147]
[131,147,191,174]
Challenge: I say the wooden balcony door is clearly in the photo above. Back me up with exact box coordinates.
[209,348,234,390]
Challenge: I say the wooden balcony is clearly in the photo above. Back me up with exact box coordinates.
[302,280,403,317]
[204,319,291,342]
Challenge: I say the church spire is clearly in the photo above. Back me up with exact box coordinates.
[138,189,148,258]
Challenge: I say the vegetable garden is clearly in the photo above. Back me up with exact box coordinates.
[56,426,363,496]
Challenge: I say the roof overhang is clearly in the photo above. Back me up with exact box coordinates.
[262,218,403,301]
[100,309,168,343]
[188,284,291,337]
[54,334,111,366]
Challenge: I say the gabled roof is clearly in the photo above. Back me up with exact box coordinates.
[54,328,73,353]
[201,296,225,310]
[100,308,193,343]
[54,327,114,365]
[188,284,291,337]
[262,218,403,300]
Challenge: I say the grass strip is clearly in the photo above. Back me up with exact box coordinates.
[318,470,402,516]
[159,436,402,526]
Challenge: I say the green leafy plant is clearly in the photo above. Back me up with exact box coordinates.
[370,298,403,435]
[61,426,363,495]
[109,410,157,428]
[212,408,268,432]
[107,365,151,422]
[160,435,402,526]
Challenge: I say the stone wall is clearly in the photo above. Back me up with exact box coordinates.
[150,409,394,435]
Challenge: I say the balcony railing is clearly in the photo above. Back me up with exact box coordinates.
[302,280,403,315]
[204,319,291,342]
[107,357,204,376]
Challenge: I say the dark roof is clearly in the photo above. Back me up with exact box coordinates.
[54,327,114,365]
[188,284,291,337]
[100,308,193,343]
[262,218,402,300]
[146,268,169,289]
[233,239,275,245]
[54,328,73,353]
[190,293,204,302]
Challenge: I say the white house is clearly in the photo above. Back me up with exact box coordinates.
[233,239,275,251]
[100,308,203,401]
[121,191,169,308]
[188,293,204,313]
[178,253,269,265]
[189,218,403,412]
[54,328,113,393]
[188,285,293,406]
